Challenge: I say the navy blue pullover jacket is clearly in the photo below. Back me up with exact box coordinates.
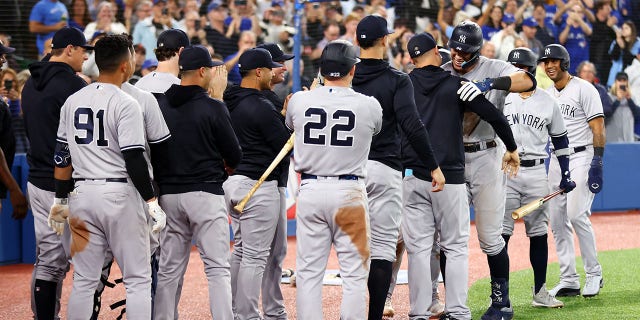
[261,89,290,188]
[22,61,87,191]
[224,85,290,182]
[352,59,438,172]
[154,84,242,195]
[403,65,517,184]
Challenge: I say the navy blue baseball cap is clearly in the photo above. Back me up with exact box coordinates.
[356,15,393,42]
[257,43,293,62]
[408,32,437,58]
[157,29,190,50]
[207,0,226,12]
[238,48,283,71]
[179,45,223,71]
[51,27,94,50]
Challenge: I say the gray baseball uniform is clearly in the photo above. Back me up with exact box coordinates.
[502,88,567,238]
[58,83,152,319]
[134,71,180,93]
[546,76,603,290]
[286,86,382,320]
[442,56,520,256]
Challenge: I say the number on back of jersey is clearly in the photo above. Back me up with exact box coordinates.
[303,107,355,147]
[74,107,109,147]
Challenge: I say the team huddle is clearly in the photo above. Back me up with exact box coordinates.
[22,16,605,320]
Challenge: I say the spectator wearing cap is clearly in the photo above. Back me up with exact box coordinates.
[558,2,592,74]
[532,3,558,47]
[83,1,128,41]
[520,17,544,56]
[307,21,341,76]
[223,30,257,85]
[204,0,239,59]
[141,59,158,76]
[152,44,239,320]
[222,47,289,320]
[352,15,443,320]
[607,72,640,142]
[136,28,190,93]
[21,26,92,320]
[589,0,617,85]
[607,20,640,87]
[261,5,295,51]
[490,13,518,61]
[254,42,292,320]
[132,0,186,60]
[29,0,70,57]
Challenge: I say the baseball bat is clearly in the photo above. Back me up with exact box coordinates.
[233,134,295,213]
[512,189,565,220]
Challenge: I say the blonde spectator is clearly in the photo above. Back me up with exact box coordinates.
[340,13,361,45]
[83,1,128,40]
[184,10,208,45]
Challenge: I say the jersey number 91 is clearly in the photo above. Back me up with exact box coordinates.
[74,107,109,147]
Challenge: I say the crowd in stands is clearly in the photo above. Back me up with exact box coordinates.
[2,0,640,143]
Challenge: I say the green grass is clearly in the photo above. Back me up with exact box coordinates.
[468,249,640,320]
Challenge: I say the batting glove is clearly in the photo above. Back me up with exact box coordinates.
[559,170,576,193]
[48,198,69,236]
[472,78,496,93]
[457,81,482,102]
[147,199,167,233]
[588,156,603,193]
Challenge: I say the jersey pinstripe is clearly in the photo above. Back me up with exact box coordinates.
[285,86,383,177]
[546,76,604,148]
[134,71,180,93]
[442,56,521,143]
[121,82,171,178]
[504,89,567,159]
[57,83,146,179]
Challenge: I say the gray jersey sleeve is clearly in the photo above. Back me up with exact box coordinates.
[547,92,567,138]
[57,102,69,144]
[117,98,147,152]
[581,82,605,122]
[122,82,171,144]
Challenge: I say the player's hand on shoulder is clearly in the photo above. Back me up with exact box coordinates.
[147,198,167,233]
[588,156,603,194]
[431,167,446,192]
[48,198,70,236]
[458,81,482,102]
[559,170,576,193]
[502,151,520,178]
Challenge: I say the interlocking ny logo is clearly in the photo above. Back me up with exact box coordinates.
[512,51,520,59]
[458,35,466,43]
[545,47,551,55]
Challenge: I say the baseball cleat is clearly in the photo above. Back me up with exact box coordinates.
[481,304,513,320]
[582,275,603,297]
[532,285,564,308]
[549,281,581,297]
[383,298,395,317]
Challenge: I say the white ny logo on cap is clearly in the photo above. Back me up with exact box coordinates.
[512,51,520,59]
[545,47,551,55]
[458,35,466,43]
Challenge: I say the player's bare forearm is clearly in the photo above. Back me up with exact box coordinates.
[0,149,21,194]
[54,165,73,181]
[589,117,606,148]
[508,71,534,93]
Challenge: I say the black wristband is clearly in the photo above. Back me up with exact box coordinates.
[491,76,512,91]
[55,179,74,198]
[594,147,604,157]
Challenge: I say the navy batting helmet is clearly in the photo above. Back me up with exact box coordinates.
[507,47,537,74]
[320,40,361,78]
[439,47,451,65]
[538,44,570,71]
[448,21,483,54]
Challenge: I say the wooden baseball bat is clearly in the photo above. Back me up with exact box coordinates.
[512,189,565,220]
[233,134,295,213]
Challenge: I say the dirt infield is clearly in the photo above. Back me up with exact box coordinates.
[1,211,638,319]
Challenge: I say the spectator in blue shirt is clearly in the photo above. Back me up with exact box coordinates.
[558,3,592,75]
[29,0,69,57]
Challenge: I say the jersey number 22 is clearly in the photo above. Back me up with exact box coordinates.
[303,107,355,146]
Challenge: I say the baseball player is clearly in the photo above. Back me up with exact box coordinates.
[501,47,576,308]
[152,45,241,320]
[538,44,606,298]
[21,26,91,320]
[135,29,190,93]
[442,21,535,320]
[351,15,445,319]
[257,42,294,320]
[403,33,519,320]
[222,48,290,320]
[286,39,382,320]
[49,34,166,319]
